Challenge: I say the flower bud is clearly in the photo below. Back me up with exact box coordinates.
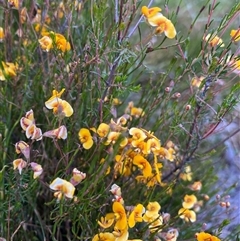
[165,87,170,92]
[216,194,221,200]
[204,194,210,201]
[185,104,191,111]
[202,223,207,230]
[219,201,226,207]
[172,92,181,98]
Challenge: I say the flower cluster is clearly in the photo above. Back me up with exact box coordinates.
[178,194,197,222]
[13,89,75,195]
[93,184,174,241]
[141,6,176,39]
[0,61,18,81]
[202,29,240,75]
[38,31,71,52]
[78,103,178,188]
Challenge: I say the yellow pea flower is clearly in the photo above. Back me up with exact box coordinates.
[97,213,115,229]
[0,27,4,41]
[196,232,221,241]
[97,123,110,137]
[105,131,120,145]
[54,33,71,52]
[128,204,145,228]
[38,35,53,52]
[144,201,161,218]
[45,97,73,117]
[178,208,196,222]
[113,201,128,231]
[1,61,18,78]
[141,6,162,18]
[130,107,145,118]
[141,6,176,39]
[43,31,71,52]
[146,138,161,154]
[133,155,152,178]
[179,165,192,181]
[182,194,197,209]
[154,15,176,39]
[204,34,224,47]
[49,177,75,200]
[129,127,147,143]
[92,232,115,241]
[112,227,129,241]
[78,128,94,149]
[230,29,240,42]
[8,0,19,8]
[148,216,163,233]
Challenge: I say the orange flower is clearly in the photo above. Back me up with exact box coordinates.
[133,155,152,178]
[54,32,71,52]
[112,201,128,230]
[0,27,4,41]
[13,158,27,174]
[112,227,129,241]
[128,204,145,228]
[196,232,221,241]
[78,128,94,149]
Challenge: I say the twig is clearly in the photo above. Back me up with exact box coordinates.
[11,221,25,241]
[202,127,240,154]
